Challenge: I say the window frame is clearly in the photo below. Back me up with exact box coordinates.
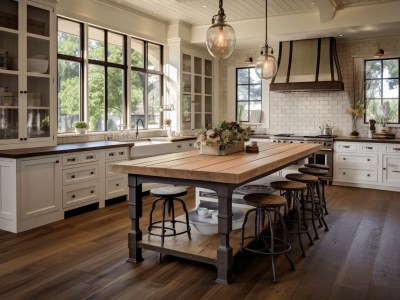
[364,57,400,125]
[235,67,262,123]
[57,17,164,133]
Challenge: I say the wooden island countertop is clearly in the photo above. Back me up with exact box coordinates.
[111,142,322,284]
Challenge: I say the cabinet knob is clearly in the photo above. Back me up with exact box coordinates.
[109,153,115,156]
[343,158,346,160]
[367,159,370,161]
[71,175,75,179]
[24,138,27,140]
[20,138,23,141]
[383,167,386,170]
[343,172,346,175]
[177,145,182,148]
[344,146,350,149]
[72,195,75,198]
[86,156,94,159]
[90,190,94,194]
[119,152,124,155]
[90,171,94,175]
[116,183,119,187]
[367,174,370,177]
[55,160,59,163]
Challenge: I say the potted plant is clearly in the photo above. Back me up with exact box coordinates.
[73,121,88,134]
[41,115,50,131]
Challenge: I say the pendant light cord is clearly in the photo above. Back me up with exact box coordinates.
[265,0,268,45]
[212,0,226,23]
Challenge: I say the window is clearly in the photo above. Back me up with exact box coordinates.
[57,18,82,132]
[236,67,262,122]
[57,18,163,133]
[365,58,399,124]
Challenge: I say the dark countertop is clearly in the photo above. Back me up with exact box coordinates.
[250,134,271,139]
[0,136,197,159]
[335,136,400,144]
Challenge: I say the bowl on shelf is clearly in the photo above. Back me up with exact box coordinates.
[188,202,245,235]
[27,58,48,73]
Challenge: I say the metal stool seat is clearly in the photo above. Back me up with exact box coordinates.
[286,173,329,240]
[147,186,191,262]
[270,181,313,257]
[299,167,329,215]
[241,193,295,283]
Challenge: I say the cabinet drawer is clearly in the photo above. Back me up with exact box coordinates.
[62,181,99,209]
[106,175,128,200]
[335,166,377,183]
[383,144,400,153]
[335,153,378,166]
[173,141,195,152]
[335,142,358,152]
[359,144,379,153]
[62,164,99,186]
[62,152,98,166]
[105,148,129,161]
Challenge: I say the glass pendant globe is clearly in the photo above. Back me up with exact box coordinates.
[206,22,236,59]
[255,53,278,79]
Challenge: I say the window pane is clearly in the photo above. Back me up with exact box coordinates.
[88,64,105,130]
[131,71,145,128]
[385,99,399,123]
[365,79,381,99]
[148,43,161,71]
[57,19,81,57]
[383,79,398,99]
[366,99,381,122]
[383,59,398,78]
[131,38,144,68]
[250,68,261,84]
[365,60,381,79]
[237,85,248,100]
[107,67,124,131]
[237,101,248,122]
[237,69,248,84]
[57,59,80,132]
[108,32,123,64]
[250,84,261,100]
[88,27,105,61]
[147,74,161,128]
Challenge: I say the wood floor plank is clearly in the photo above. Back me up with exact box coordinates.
[0,186,400,299]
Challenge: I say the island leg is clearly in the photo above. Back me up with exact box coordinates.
[215,184,234,284]
[127,175,144,263]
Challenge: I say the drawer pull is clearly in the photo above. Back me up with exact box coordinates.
[109,153,115,156]
[343,158,346,160]
[393,148,400,151]
[72,195,75,198]
[343,172,346,175]
[71,175,75,179]
[119,152,124,155]
[366,147,373,150]
[367,174,370,177]
[177,145,182,148]
[55,160,59,163]
[116,183,119,187]
[86,155,94,159]
[393,170,400,173]
[90,171,94,175]
[367,159,370,162]
[67,158,76,162]
[383,167,386,170]
[189,143,193,147]
[90,190,94,194]
[343,146,350,149]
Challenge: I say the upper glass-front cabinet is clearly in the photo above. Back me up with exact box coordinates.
[0,0,55,148]
[181,52,213,133]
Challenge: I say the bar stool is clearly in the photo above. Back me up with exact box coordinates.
[240,193,295,283]
[286,173,329,240]
[147,186,191,262]
[270,180,313,257]
[304,164,330,215]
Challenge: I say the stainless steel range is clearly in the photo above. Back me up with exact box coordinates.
[270,134,335,182]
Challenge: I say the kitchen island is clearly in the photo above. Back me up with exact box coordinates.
[112,142,322,284]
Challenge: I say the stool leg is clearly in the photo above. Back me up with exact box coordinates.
[315,183,329,232]
[277,208,295,271]
[169,198,176,232]
[147,197,163,233]
[300,191,314,246]
[308,184,319,240]
[265,210,278,283]
[321,180,329,215]
[295,195,306,257]
[175,198,191,240]
[159,199,168,264]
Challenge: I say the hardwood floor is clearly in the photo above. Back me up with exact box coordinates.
[0,186,400,299]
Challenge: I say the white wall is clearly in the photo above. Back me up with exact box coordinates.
[219,37,400,137]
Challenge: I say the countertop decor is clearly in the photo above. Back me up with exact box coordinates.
[346,64,365,136]
[195,121,251,156]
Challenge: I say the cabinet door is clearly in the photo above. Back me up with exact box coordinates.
[382,155,400,186]
[0,0,55,147]
[20,155,61,219]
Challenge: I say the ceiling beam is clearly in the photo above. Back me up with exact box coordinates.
[313,0,336,23]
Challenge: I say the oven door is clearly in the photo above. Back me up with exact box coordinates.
[308,149,333,179]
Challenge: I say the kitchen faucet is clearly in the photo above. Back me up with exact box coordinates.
[135,119,144,139]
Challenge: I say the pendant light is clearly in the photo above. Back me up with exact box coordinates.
[255,0,278,79]
[206,0,236,59]
[374,43,384,58]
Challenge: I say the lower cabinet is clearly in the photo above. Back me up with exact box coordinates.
[334,141,400,191]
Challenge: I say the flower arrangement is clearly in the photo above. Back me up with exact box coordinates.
[346,64,365,136]
[195,121,251,147]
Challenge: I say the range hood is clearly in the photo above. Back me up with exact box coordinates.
[270,37,344,92]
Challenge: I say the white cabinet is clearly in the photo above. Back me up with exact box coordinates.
[334,141,400,191]
[181,52,213,134]
[0,0,57,149]
[61,150,100,209]
[0,155,62,233]
[104,146,128,200]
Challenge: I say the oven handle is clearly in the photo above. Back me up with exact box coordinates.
[317,149,333,152]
